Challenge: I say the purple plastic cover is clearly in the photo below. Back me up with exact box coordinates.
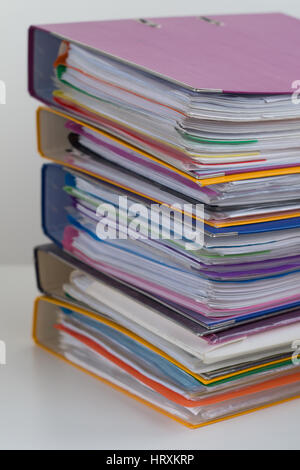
[30,13,300,94]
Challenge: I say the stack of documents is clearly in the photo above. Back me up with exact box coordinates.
[29,13,300,427]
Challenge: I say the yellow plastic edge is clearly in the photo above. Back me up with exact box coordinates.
[32,296,300,429]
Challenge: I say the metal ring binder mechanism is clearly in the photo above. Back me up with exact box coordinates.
[137,18,161,28]
[28,13,300,427]
[198,16,224,26]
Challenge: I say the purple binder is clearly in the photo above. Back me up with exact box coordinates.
[29,12,300,99]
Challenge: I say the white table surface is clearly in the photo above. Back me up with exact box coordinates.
[0,264,299,450]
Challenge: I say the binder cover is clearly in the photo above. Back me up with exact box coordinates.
[30,16,300,186]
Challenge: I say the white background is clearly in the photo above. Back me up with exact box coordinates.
[1,0,300,450]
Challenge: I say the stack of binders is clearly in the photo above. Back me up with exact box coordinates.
[29,13,300,428]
